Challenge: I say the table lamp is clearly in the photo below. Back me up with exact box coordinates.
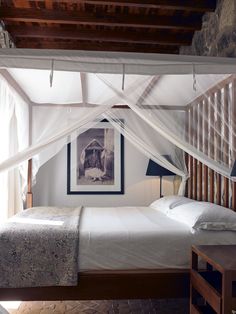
[146,158,175,198]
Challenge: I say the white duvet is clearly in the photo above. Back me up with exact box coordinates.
[78,206,236,271]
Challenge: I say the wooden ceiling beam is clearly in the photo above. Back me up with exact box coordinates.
[8,25,192,45]
[15,38,180,54]
[4,0,216,12]
[81,0,216,12]
[0,7,202,31]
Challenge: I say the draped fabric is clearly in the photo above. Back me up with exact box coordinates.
[97,73,235,181]
[0,50,236,202]
[104,109,188,195]
[0,75,28,221]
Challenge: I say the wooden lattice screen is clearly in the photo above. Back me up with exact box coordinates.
[185,75,236,210]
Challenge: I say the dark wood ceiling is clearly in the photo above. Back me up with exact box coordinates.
[0,0,217,54]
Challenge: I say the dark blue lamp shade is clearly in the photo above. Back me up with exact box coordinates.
[230,160,236,176]
[146,159,175,177]
[146,159,175,198]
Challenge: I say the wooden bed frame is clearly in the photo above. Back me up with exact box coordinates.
[0,75,235,302]
[0,270,189,301]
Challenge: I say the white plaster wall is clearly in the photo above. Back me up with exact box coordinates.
[33,140,174,207]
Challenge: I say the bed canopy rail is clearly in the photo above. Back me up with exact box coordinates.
[185,74,236,210]
[26,159,33,208]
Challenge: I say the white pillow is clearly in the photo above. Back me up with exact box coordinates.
[149,195,195,214]
[167,201,236,231]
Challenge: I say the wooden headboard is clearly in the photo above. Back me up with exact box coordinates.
[184,74,236,211]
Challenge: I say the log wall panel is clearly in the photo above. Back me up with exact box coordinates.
[193,158,198,200]
[198,102,203,201]
[186,76,236,210]
[185,110,189,198]
[185,153,189,198]
[232,79,236,210]
[193,105,198,200]
[203,98,209,202]
[223,85,229,208]
[216,90,221,205]
[209,95,215,203]
[198,162,203,201]
[189,107,194,199]
[188,156,193,199]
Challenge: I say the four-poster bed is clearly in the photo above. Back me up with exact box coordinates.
[0,50,236,301]
[1,167,236,299]
[1,163,236,301]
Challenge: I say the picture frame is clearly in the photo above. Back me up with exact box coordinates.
[67,119,124,194]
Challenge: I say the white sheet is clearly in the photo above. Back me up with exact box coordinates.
[78,206,236,271]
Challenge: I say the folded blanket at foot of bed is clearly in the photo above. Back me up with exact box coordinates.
[0,206,82,288]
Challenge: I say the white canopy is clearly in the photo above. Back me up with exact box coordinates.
[1,49,236,74]
[0,49,236,217]
[7,67,227,107]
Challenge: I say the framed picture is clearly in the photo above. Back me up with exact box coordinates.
[67,119,124,194]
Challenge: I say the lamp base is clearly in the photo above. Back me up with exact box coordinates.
[160,176,163,198]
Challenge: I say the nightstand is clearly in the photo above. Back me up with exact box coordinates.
[190,245,236,314]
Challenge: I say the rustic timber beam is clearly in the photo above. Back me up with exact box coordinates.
[15,38,180,53]
[5,0,216,12]
[0,7,202,31]
[9,26,192,45]
[81,0,216,12]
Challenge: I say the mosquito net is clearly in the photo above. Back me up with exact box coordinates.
[0,49,236,217]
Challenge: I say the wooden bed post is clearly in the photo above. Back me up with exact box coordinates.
[193,105,198,200]
[232,79,236,210]
[26,159,33,208]
[189,107,194,199]
[203,98,209,202]
[223,85,229,208]
[232,183,236,211]
[209,95,215,203]
[26,96,33,209]
[185,109,189,198]
[185,153,189,198]
[216,90,222,205]
[198,101,203,201]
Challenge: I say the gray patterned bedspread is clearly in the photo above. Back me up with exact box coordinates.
[0,206,82,288]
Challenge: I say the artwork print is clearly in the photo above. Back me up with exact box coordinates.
[67,120,124,194]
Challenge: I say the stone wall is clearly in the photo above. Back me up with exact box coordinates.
[0,21,15,48]
[180,0,236,57]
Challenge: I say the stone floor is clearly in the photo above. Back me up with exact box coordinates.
[1,299,189,314]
